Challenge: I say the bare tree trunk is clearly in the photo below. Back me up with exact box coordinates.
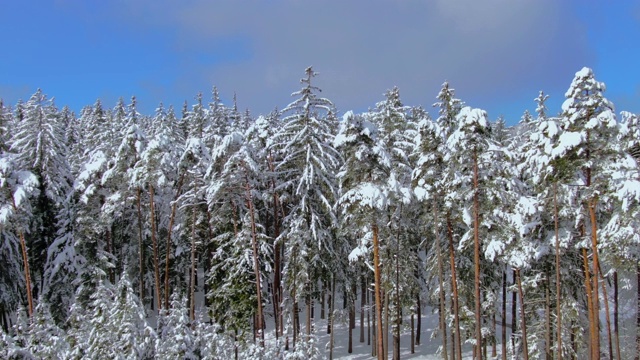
[330,275,336,360]
[349,286,354,354]
[373,222,385,360]
[448,214,462,360]
[600,272,613,360]
[492,312,497,358]
[149,184,161,311]
[293,297,298,348]
[583,247,596,360]
[306,291,312,342]
[502,269,507,360]
[321,281,326,320]
[416,294,421,346]
[613,271,621,360]
[411,311,415,354]
[136,188,145,305]
[106,229,115,284]
[245,171,264,346]
[385,289,390,360]
[268,153,283,336]
[515,268,529,360]
[434,197,448,360]
[512,269,517,350]
[589,199,601,359]
[473,150,482,360]
[18,230,33,318]
[554,183,563,360]
[163,172,184,310]
[393,232,401,360]
[373,297,378,358]
[327,283,332,334]
[368,277,372,346]
[189,207,197,321]
[361,274,366,343]
[546,270,552,360]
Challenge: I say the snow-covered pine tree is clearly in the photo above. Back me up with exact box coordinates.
[0,144,39,317]
[335,110,390,360]
[271,67,342,347]
[368,87,418,359]
[445,105,495,359]
[156,294,197,359]
[24,301,69,359]
[206,130,272,344]
[9,90,73,307]
[553,67,621,360]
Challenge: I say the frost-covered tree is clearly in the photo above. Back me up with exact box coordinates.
[553,67,620,360]
[271,67,342,346]
[156,294,197,359]
[335,110,391,360]
[9,90,72,305]
[445,106,495,358]
[206,131,272,343]
[0,148,39,317]
[24,301,69,359]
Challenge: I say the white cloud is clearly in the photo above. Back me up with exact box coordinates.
[81,0,594,118]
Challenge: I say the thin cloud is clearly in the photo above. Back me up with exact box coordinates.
[70,0,594,119]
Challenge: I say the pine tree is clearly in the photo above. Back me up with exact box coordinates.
[271,67,342,346]
[156,294,197,359]
[554,67,619,360]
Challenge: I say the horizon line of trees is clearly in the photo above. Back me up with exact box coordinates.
[1,66,640,360]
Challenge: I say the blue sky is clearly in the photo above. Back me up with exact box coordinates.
[1,0,638,125]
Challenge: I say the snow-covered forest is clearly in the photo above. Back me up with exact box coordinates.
[1,66,640,360]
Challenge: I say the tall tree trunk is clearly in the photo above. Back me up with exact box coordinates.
[349,286,354,353]
[583,247,596,360]
[613,271,621,360]
[600,272,613,360]
[512,269,517,351]
[321,282,326,320]
[163,171,185,310]
[434,197,448,360]
[473,150,482,360]
[361,274,366,343]
[18,230,33,318]
[306,290,312,342]
[106,229,114,284]
[411,311,415,354]
[502,268,507,360]
[416,293,421,346]
[373,296,378,358]
[330,275,336,360]
[189,207,197,321]
[293,298,298,348]
[384,289,390,360]
[448,214,463,360]
[589,198,601,359]
[554,182,563,360]
[368,280,372,346]
[245,171,264,346]
[327,282,332,335]
[393,232,401,360]
[373,222,385,360]
[136,188,145,305]
[546,269,552,360]
[268,153,283,336]
[149,184,161,311]
[515,269,529,360]
[492,312,497,358]
[451,297,456,360]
